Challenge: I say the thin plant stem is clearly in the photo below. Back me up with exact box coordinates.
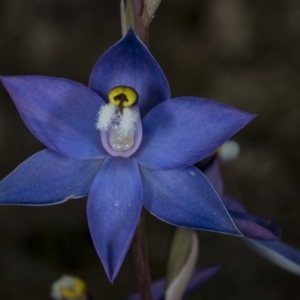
[131,208,153,300]
[128,1,152,299]
[132,0,149,45]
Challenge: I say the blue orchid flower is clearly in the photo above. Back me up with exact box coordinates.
[0,30,254,282]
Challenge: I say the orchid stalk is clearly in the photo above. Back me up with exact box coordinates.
[122,1,154,299]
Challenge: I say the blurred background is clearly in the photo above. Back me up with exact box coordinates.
[0,0,300,299]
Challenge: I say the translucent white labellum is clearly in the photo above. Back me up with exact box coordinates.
[96,104,139,152]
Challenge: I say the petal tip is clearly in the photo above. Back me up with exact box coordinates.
[101,253,124,284]
[247,112,257,122]
[0,75,17,86]
[224,226,243,237]
[108,274,115,284]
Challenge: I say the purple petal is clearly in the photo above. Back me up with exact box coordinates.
[244,239,300,275]
[87,157,142,282]
[222,196,247,213]
[184,264,223,295]
[0,149,102,205]
[222,196,282,239]
[1,76,107,159]
[89,29,170,117]
[135,97,256,170]
[127,279,165,300]
[140,165,241,236]
[230,211,280,240]
[202,157,224,196]
[127,264,222,300]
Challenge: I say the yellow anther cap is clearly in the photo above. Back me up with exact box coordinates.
[108,86,138,107]
[51,275,88,300]
[60,277,86,298]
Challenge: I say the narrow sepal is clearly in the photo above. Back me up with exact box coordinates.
[89,29,170,117]
[140,165,241,236]
[1,76,107,159]
[244,239,300,276]
[222,196,247,214]
[202,157,224,196]
[230,211,280,240]
[136,97,255,170]
[87,157,142,282]
[0,149,102,205]
[222,196,282,239]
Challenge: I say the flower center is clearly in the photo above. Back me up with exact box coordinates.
[96,86,142,157]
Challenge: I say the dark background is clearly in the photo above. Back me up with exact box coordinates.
[0,0,300,299]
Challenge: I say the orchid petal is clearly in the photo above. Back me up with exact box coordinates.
[135,97,255,170]
[140,165,241,236]
[184,264,223,294]
[87,157,142,282]
[0,149,102,205]
[127,279,166,300]
[1,76,107,159]
[230,211,280,240]
[89,29,170,117]
[222,196,247,213]
[202,157,224,196]
[244,239,300,276]
[222,196,282,239]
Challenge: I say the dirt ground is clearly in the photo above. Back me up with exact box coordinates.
[0,0,300,299]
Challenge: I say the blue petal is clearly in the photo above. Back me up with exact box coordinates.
[184,264,223,295]
[127,279,165,300]
[87,157,142,282]
[202,157,224,196]
[222,196,247,213]
[135,97,255,170]
[222,196,282,239]
[140,165,241,236]
[1,76,107,159]
[0,149,102,205]
[229,211,280,240]
[89,29,170,117]
[244,239,300,276]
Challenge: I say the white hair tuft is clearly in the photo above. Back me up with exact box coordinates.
[96,103,117,131]
[119,108,139,136]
